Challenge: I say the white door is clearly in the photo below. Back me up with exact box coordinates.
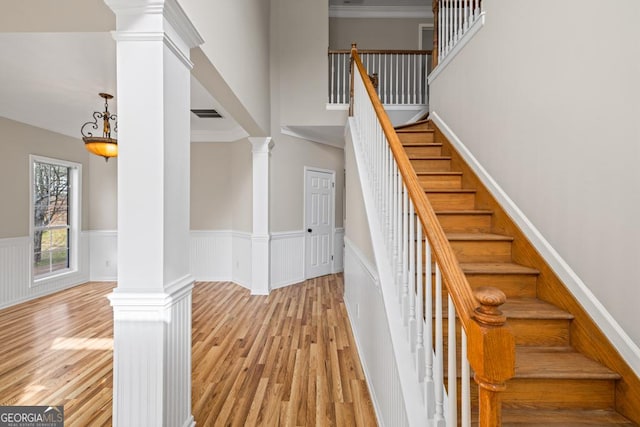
[304,169,334,279]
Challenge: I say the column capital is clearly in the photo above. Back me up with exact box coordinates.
[105,0,203,66]
[249,137,274,154]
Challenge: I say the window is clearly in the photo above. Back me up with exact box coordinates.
[30,156,81,281]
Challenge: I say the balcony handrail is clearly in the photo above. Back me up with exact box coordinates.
[349,43,515,426]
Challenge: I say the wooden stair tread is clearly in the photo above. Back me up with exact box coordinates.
[446,232,514,242]
[514,347,621,379]
[502,297,574,319]
[483,408,636,426]
[435,209,493,215]
[411,155,451,160]
[416,171,462,176]
[403,142,442,147]
[394,119,430,130]
[396,129,434,134]
[425,188,476,193]
[460,262,539,275]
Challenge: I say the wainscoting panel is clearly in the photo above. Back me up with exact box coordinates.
[271,231,305,289]
[190,230,233,282]
[89,230,117,281]
[344,239,409,427]
[0,233,90,310]
[231,232,252,289]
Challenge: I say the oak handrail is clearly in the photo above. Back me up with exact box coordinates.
[329,49,433,55]
[349,43,514,425]
[351,45,476,326]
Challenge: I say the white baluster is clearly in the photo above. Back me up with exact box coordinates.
[424,239,435,417]
[341,53,345,104]
[402,54,406,104]
[461,329,471,427]
[392,162,399,283]
[434,264,445,425]
[393,53,398,104]
[416,223,425,376]
[438,1,442,61]
[445,0,450,55]
[402,184,409,323]
[329,54,334,103]
[453,0,458,43]
[408,201,417,347]
[396,164,403,296]
[448,295,458,426]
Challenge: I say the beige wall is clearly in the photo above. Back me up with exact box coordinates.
[273,0,347,126]
[230,140,253,232]
[344,124,375,264]
[330,17,432,50]
[270,134,344,232]
[182,0,271,134]
[0,117,90,238]
[88,155,117,230]
[190,142,233,230]
[430,0,640,345]
[268,0,346,233]
[190,141,253,232]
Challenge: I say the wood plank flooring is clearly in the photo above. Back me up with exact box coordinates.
[0,274,377,426]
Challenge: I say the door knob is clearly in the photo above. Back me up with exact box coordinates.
[307,228,312,233]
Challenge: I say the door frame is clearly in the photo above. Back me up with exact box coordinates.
[303,166,336,279]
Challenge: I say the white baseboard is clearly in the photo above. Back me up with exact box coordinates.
[431,111,640,377]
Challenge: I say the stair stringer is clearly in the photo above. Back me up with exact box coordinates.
[430,111,640,423]
[344,117,431,427]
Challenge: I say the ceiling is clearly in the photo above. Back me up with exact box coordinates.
[0,31,246,143]
[0,1,427,147]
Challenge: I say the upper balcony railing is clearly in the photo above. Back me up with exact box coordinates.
[433,0,484,68]
[328,48,432,106]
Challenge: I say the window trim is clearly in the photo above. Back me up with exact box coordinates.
[29,155,82,286]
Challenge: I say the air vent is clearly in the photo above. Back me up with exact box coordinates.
[191,109,222,118]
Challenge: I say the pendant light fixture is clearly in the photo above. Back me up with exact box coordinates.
[81,93,118,161]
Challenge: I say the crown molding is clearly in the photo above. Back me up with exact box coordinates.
[329,5,433,19]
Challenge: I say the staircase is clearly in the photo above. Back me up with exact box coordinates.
[396,120,640,426]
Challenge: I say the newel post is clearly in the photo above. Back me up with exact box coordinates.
[349,43,357,116]
[432,0,439,67]
[467,287,515,427]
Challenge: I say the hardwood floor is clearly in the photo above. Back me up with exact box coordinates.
[0,274,377,426]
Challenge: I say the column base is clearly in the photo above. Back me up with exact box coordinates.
[251,235,270,295]
[109,276,194,427]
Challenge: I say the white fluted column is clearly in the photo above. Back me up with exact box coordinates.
[250,137,273,295]
[104,0,203,426]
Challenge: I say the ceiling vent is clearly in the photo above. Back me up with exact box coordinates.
[191,109,222,118]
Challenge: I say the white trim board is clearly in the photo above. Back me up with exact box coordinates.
[430,111,640,377]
